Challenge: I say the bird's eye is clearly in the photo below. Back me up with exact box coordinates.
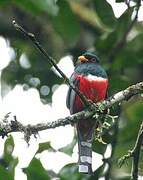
[91,58,96,62]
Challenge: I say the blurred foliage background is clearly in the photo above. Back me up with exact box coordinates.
[0,0,143,179]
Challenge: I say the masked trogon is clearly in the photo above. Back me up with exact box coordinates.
[66,52,108,174]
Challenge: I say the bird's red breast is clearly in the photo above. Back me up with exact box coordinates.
[74,73,108,112]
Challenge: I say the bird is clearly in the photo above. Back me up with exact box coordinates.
[66,52,108,174]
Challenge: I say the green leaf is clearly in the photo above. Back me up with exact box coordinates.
[14,0,58,15]
[95,7,133,55]
[4,135,14,159]
[36,141,55,154]
[92,138,107,155]
[51,0,80,43]
[23,158,50,180]
[111,33,143,72]
[59,163,90,180]
[59,133,76,156]
[93,0,117,29]
[95,31,117,54]
[116,7,133,40]
[0,165,12,180]
[10,158,19,177]
[0,158,18,180]
[0,136,18,180]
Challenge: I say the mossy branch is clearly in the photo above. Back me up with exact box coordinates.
[0,82,143,144]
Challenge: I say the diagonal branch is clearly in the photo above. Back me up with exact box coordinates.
[0,82,143,143]
[12,20,89,107]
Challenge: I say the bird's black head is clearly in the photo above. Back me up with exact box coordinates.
[78,52,99,63]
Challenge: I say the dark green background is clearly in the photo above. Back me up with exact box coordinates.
[0,0,143,179]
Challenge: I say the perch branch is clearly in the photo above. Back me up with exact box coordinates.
[12,20,89,107]
[0,82,143,142]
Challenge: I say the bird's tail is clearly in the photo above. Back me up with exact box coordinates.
[76,120,95,174]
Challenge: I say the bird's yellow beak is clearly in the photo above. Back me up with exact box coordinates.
[78,55,88,62]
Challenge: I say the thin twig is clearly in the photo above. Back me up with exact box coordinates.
[118,120,143,180]
[118,150,133,167]
[12,20,90,107]
[125,0,130,9]
[131,121,143,180]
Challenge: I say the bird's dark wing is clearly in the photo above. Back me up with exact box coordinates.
[66,73,79,114]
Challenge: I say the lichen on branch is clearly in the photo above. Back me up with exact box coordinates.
[0,82,143,143]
